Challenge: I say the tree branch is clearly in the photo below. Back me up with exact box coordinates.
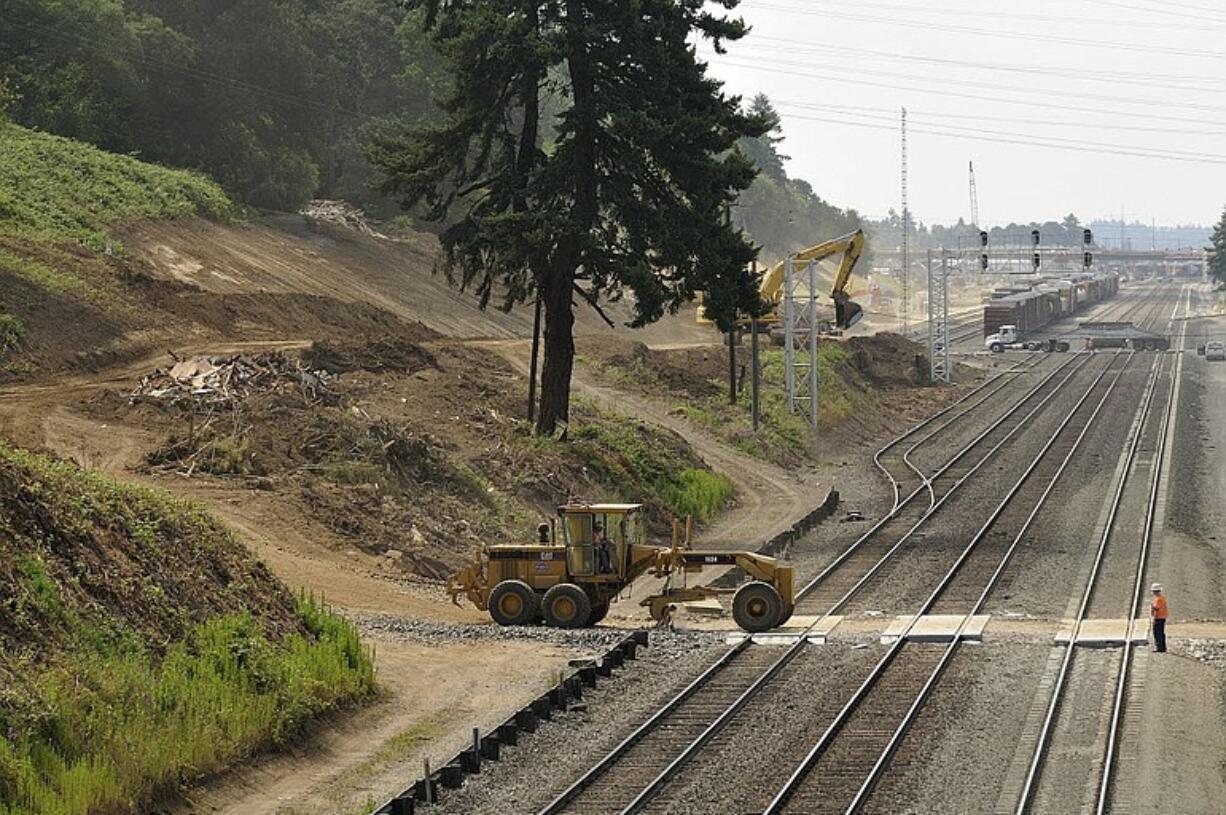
[573,284,615,328]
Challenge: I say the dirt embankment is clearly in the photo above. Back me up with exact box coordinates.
[578,331,983,469]
[69,335,731,582]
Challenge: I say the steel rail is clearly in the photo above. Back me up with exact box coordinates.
[1094,288,1187,815]
[540,354,1070,815]
[897,354,1048,509]
[872,354,1038,511]
[845,351,1133,814]
[535,638,752,814]
[794,353,1088,615]
[1013,347,1172,814]
[620,353,1093,815]
[762,351,1129,815]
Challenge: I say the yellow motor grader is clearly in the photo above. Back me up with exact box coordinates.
[447,502,795,633]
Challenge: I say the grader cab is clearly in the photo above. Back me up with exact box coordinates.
[447,502,795,633]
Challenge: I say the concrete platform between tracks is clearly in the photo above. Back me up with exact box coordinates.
[723,615,844,645]
[1055,618,1150,646]
[881,614,991,643]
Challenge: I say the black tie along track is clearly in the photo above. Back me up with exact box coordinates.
[536,349,1116,815]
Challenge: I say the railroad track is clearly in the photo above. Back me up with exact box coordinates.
[535,356,1061,815]
[537,346,1125,815]
[763,351,1132,815]
[1012,287,1186,815]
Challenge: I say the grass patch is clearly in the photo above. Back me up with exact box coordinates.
[0,314,25,353]
[0,444,377,813]
[0,596,375,815]
[662,468,735,522]
[581,341,861,468]
[0,121,232,250]
[515,402,734,525]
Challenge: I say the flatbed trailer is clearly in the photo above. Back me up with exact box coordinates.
[1065,321,1170,351]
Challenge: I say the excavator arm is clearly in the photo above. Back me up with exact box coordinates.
[698,228,867,329]
[759,228,866,329]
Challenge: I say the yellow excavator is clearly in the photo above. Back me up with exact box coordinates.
[447,502,795,633]
[699,228,867,334]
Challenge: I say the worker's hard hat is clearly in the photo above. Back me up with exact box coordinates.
[1151,583,1162,592]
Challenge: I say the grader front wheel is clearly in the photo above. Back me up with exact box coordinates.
[733,582,784,633]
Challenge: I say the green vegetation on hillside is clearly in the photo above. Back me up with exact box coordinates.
[0,444,376,815]
[580,341,864,468]
[513,399,734,527]
[0,121,231,248]
[0,121,233,371]
[2,0,443,210]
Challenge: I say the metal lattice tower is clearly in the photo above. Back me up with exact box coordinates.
[927,250,951,384]
[783,257,820,429]
[968,161,980,228]
[900,107,910,335]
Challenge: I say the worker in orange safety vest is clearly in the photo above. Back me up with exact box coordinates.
[1150,583,1168,653]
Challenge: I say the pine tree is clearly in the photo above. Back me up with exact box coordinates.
[367,0,765,435]
[1207,207,1226,286]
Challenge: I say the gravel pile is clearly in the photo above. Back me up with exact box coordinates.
[357,614,723,655]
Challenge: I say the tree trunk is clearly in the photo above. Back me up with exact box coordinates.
[534,0,597,437]
[536,259,575,435]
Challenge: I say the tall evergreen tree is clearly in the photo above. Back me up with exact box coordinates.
[368,0,765,435]
[1208,207,1226,285]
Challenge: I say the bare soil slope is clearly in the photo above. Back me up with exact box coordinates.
[121,215,716,345]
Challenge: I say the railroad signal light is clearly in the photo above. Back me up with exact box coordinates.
[1031,229,1041,247]
[1033,252,1041,271]
[981,253,989,271]
[979,230,989,248]
[1084,251,1093,268]
[1083,228,1093,246]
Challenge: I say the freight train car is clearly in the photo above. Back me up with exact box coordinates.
[983,271,1118,337]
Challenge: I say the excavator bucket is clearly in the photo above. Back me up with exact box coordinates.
[834,292,864,329]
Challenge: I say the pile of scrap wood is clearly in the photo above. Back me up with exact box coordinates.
[300,199,387,238]
[130,353,336,408]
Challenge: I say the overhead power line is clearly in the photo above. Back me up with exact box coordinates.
[764,0,1226,29]
[766,108,1226,166]
[712,58,1226,130]
[715,53,1226,115]
[776,100,1226,138]
[743,37,1226,93]
[752,3,1226,60]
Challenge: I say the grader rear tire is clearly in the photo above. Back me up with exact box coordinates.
[543,584,592,629]
[732,582,784,633]
[488,580,539,626]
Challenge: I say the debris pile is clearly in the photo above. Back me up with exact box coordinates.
[300,199,387,238]
[130,353,336,408]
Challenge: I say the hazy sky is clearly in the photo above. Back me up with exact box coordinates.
[698,0,1226,228]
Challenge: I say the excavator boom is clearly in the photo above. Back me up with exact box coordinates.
[698,228,866,329]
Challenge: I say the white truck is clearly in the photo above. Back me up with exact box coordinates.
[985,325,1070,354]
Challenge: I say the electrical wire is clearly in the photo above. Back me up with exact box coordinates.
[710,57,1226,130]
[776,100,1226,138]
[771,103,1226,161]
[749,3,1226,60]
[760,0,1226,29]
[743,36,1226,93]
[765,109,1226,166]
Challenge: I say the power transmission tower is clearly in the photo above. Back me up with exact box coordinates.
[900,107,910,335]
[968,161,980,228]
